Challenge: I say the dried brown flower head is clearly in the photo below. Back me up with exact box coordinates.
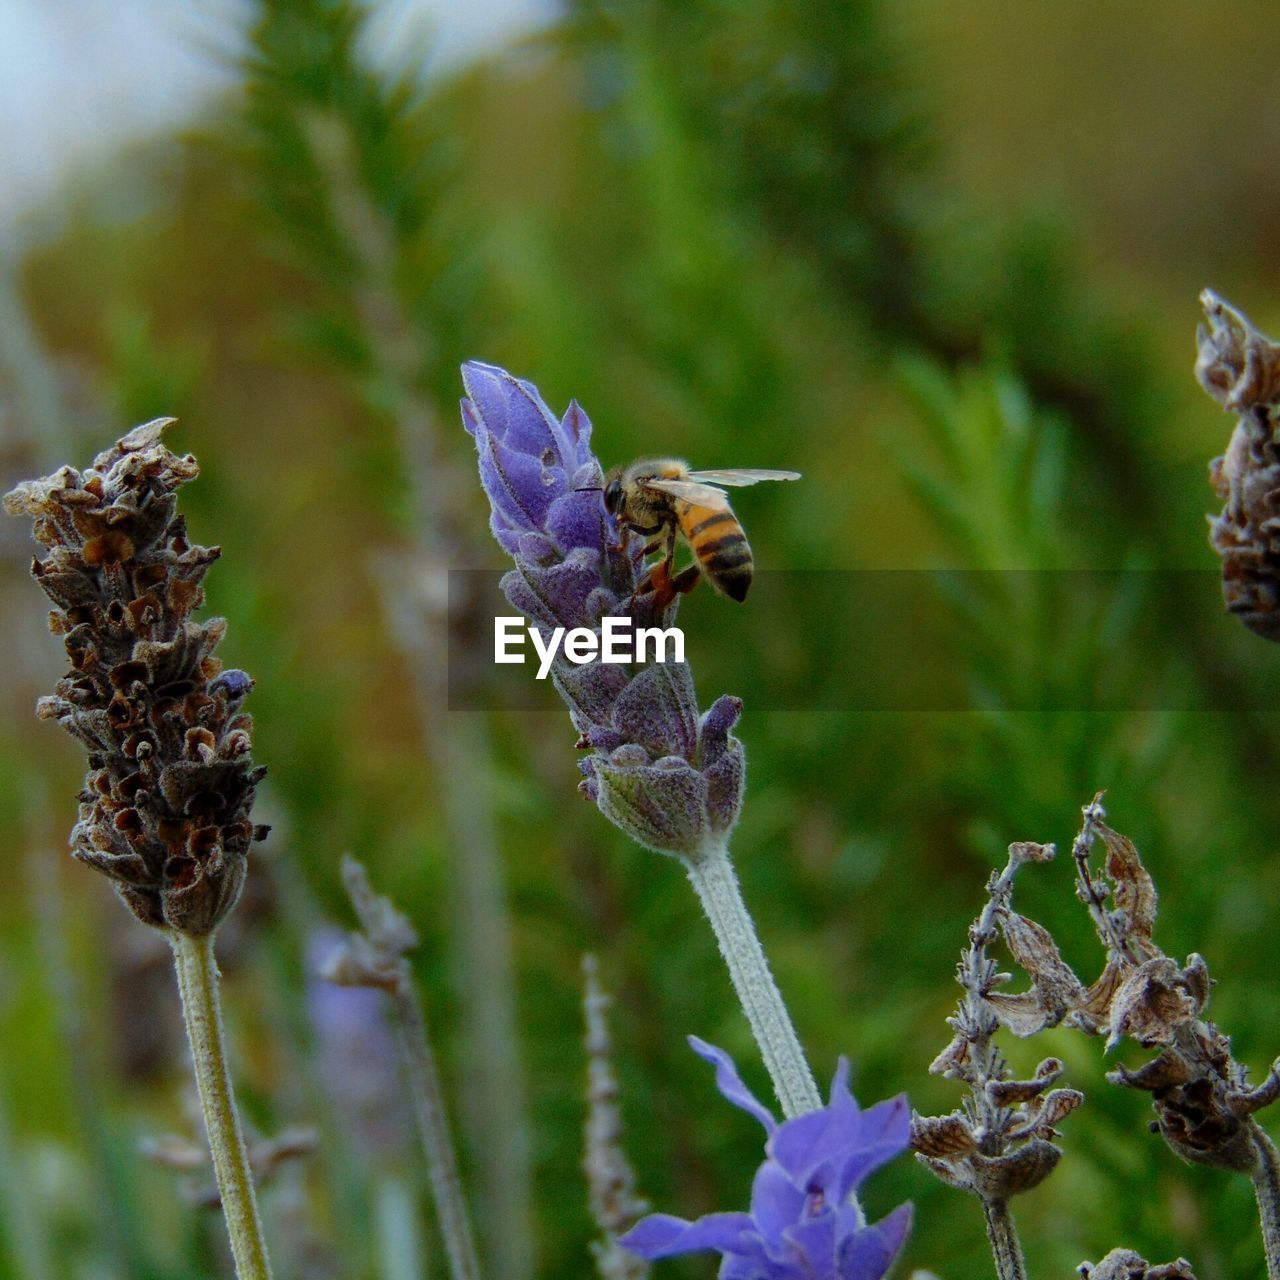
[4,420,267,934]
[913,840,1083,1205]
[1197,289,1280,642]
[918,799,1280,1273]
[1067,798,1280,1175]
[1077,1250,1196,1280]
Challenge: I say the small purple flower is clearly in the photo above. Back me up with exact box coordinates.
[461,362,745,858]
[620,1039,912,1280]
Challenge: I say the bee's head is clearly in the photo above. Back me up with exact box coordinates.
[602,468,624,515]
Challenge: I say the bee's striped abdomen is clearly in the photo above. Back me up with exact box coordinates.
[679,503,754,602]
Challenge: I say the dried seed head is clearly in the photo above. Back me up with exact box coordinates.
[5,421,267,935]
[1197,290,1280,642]
[1077,1249,1197,1280]
[1070,805,1280,1176]
[916,845,1081,1206]
[909,1113,975,1160]
[582,956,649,1280]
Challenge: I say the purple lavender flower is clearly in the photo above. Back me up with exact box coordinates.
[619,1038,912,1280]
[461,362,745,858]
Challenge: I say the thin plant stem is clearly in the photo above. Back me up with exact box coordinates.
[981,1199,1028,1280]
[306,111,534,1278]
[684,835,820,1119]
[435,715,532,1271]
[388,971,484,1280]
[373,1174,426,1280]
[170,931,274,1280]
[1251,1124,1280,1279]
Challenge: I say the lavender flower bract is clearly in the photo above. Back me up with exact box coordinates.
[619,1038,912,1280]
[461,361,744,858]
[4,420,267,934]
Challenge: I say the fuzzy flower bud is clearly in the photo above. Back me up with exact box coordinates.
[461,362,745,857]
[4,420,267,934]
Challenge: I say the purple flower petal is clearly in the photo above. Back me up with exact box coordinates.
[749,1159,806,1241]
[500,570,560,630]
[698,694,743,767]
[478,432,561,529]
[837,1203,913,1280]
[489,515,523,557]
[553,661,631,727]
[834,1095,912,1200]
[688,1037,777,1134]
[459,396,481,438]
[719,1237,793,1280]
[515,531,559,566]
[546,489,609,556]
[704,742,746,835]
[768,1090,865,1195]
[462,361,559,459]
[784,1208,838,1273]
[618,1211,756,1259]
[613,663,699,758]
[561,399,593,452]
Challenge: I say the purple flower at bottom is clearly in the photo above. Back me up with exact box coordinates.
[620,1039,912,1280]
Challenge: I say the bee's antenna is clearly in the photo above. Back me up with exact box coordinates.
[574,485,603,493]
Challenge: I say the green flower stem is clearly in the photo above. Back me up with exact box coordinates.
[170,931,274,1280]
[1251,1125,1280,1279]
[684,835,821,1119]
[981,1200,1027,1280]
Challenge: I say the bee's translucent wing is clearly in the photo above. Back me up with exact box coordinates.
[684,468,801,487]
[641,478,733,508]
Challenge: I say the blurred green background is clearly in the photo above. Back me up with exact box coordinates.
[4,1,1280,1276]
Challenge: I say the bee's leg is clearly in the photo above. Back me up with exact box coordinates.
[640,526,684,608]
[631,522,671,594]
[642,557,672,599]
[669,564,701,596]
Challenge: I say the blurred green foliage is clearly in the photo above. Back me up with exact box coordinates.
[4,1,1280,1276]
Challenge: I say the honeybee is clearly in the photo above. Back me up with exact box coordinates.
[601,458,800,602]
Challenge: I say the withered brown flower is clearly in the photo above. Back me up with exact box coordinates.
[913,840,1083,1212]
[5,420,268,934]
[1197,289,1280,642]
[1077,1250,1197,1280]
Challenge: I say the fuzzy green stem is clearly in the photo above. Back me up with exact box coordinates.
[684,835,820,1119]
[389,972,485,1280]
[170,931,274,1280]
[1251,1125,1280,1278]
[981,1199,1027,1280]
